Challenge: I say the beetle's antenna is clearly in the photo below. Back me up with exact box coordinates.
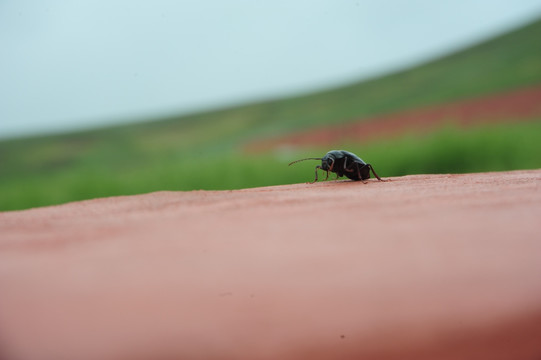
[288,157,321,166]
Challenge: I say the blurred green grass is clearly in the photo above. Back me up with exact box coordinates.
[1,18,541,211]
[1,121,540,211]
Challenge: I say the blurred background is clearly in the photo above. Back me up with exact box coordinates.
[1,0,541,211]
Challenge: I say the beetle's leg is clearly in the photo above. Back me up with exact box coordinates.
[323,159,334,181]
[311,165,321,184]
[342,157,354,173]
[324,170,330,181]
[356,163,368,183]
[367,164,385,181]
[334,173,339,180]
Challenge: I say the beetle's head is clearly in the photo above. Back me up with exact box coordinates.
[320,155,334,171]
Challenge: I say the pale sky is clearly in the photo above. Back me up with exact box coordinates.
[1,0,541,139]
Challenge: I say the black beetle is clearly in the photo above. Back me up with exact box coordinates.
[289,150,384,183]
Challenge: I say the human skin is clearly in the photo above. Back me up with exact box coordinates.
[1,170,540,360]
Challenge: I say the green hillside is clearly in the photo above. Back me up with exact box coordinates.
[1,18,541,211]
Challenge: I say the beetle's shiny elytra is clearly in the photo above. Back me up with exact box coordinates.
[289,150,384,183]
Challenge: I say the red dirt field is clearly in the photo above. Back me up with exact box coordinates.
[246,85,541,151]
[1,169,541,360]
